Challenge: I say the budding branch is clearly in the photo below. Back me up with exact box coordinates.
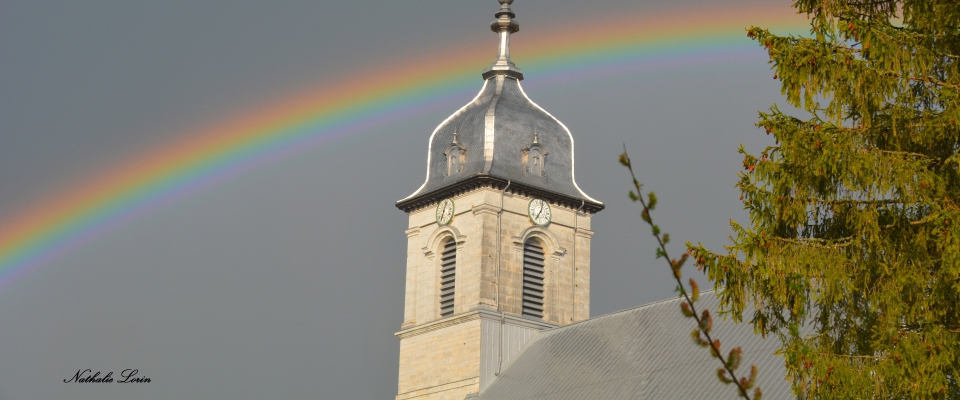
[621,147,759,400]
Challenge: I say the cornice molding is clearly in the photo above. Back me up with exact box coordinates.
[395,309,558,339]
[396,377,479,400]
[574,228,595,238]
[396,175,604,215]
[471,204,500,216]
[395,311,483,339]
[476,309,558,330]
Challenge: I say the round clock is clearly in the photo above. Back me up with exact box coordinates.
[528,198,551,226]
[436,198,455,226]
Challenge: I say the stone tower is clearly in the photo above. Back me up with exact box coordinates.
[394,2,603,399]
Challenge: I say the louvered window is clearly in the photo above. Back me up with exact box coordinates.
[522,240,545,318]
[439,239,457,317]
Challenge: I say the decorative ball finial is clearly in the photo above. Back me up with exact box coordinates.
[495,0,517,22]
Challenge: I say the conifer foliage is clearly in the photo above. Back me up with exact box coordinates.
[690,1,960,398]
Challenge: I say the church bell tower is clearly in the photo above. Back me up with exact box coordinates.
[395,2,603,399]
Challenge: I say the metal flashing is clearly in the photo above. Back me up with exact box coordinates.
[484,75,506,173]
[401,79,490,202]
[514,82,601,204]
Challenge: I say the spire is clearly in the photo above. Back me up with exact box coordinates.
[482,0,524,81]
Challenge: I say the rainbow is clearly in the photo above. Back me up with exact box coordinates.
[0,4,808,287]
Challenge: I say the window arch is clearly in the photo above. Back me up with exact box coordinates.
[439,238,457,317]
[521,239,545,318]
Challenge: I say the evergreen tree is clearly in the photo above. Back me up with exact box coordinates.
[689,1,960,398]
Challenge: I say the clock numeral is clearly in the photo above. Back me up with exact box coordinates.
[528,199,551,226]
[437,199,455,226]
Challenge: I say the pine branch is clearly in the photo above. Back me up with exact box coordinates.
[750,195,917,205]
[810,198,910,205]
[847,17,960,59]
[816,353,884,359]
[847,65,960,91]
[844,0,898,7]
[901,72,960,91]
[875,149,936,160]
[772,236,855,249]
[621,147,761,400]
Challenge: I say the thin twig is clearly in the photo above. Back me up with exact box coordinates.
[622,146,757,399]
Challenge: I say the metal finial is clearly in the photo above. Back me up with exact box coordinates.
[452,122,462,144]
[482,0,524,80]
[498,0,514,14]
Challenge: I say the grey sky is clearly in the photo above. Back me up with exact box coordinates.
[0,1,804,399]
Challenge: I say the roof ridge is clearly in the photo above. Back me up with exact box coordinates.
[541,290,719,333]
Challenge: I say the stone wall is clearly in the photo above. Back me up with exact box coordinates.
[402,187,592,327]
[397,317,482,400]
[396,186,595,399]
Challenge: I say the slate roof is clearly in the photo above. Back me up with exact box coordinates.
[475,292,797,400]
[398,75,601,211]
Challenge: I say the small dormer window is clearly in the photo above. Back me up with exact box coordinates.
[522,130,547,177]
[444,131,466,177]
[529,147,543,176]
[447,150,461,175]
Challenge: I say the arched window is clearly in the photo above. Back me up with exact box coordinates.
[439,238,457,317]
[521,239,545,318]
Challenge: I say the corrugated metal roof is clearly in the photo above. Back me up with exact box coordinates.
[476,292,796,400]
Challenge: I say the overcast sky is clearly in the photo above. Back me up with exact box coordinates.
[0,1,807,399]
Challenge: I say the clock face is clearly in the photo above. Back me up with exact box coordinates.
[528,198,551,226]
[436,198,455,226]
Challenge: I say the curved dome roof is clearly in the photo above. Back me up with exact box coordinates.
[398,0,601,212]
[403,76,598,203]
